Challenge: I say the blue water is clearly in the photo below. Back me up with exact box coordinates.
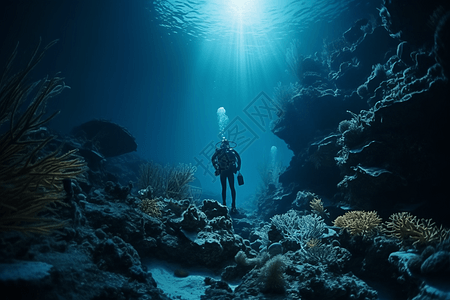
[0,0,381,206]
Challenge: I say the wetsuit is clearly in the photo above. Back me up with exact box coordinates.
[211,147,241,209]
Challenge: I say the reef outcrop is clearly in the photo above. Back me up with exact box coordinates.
[265,1,450,230]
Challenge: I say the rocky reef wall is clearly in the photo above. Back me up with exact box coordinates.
[262,0,450,226]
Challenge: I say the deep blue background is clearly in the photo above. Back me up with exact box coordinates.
[0,0,381,206]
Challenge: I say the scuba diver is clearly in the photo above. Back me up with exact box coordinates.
[211,138,241,214]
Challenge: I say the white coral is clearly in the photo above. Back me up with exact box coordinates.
[270,210,326,249]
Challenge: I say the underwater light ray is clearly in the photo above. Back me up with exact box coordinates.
[153,0,362,46]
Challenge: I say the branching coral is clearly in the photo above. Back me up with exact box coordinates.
[306,238,322,248]
[0,40,86,234]
[310,198,330,218]
[333,210,382,236]
[138,162,196,200]
[383,212,449,245]
[271,210,326,247]
[303,241,346,266]
[138,161,165,192]
[165,163,197,200]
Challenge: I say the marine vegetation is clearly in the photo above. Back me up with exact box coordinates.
[309,198,330,218]
[273,82,297,116]
[138,161,196,200]
[138,161,165,191]
[383,212,450,246]
[302,238,350,267]
[285,39,303,81]
[259,255,287,294]
[0,40,86,234]
[333,210,382,236]
[271,209,326,248]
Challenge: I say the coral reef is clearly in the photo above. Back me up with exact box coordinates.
[270,210,326,250]
[140,198,162,218]
[333,211,382,236]
[3,0,450,299]
[138,161,196,200]
[138,161,165,191]
[303,242,351,268]
[233,249,376,300]
[259,255,287,294]
[272,82,298,117]
[383,212,450,246]
[309,198,329,218]
[165,163,197,199]
[262,1,450,233]
[389,243,450,299]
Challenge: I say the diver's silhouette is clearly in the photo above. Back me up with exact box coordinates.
[211,138,241,214]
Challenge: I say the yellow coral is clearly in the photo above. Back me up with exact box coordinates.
[140,198,161,218]
[310,198,329,217]
[333,210,382,236]
[383,212,449,245]
[306,238,322,248]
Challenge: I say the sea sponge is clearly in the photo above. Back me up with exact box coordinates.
[140,198,161,218]
[235,251,258,267]
[333,210,382,236]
